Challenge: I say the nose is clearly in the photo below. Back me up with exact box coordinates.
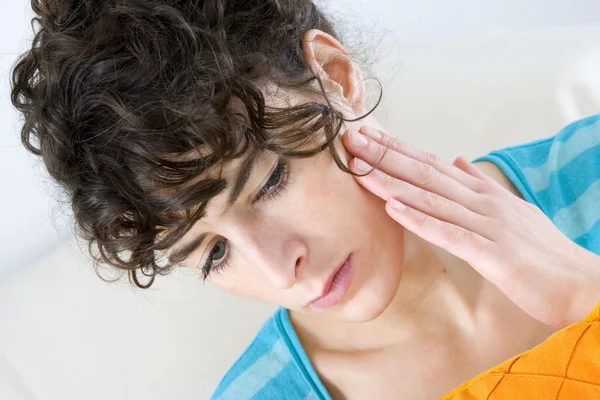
[233,216,307,289]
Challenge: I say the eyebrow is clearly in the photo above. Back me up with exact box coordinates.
[167,150,268,265]
[226,149,262,211]
[167,232,209,265]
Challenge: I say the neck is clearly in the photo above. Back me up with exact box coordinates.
[289,230,489,352]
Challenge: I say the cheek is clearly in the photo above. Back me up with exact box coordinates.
[209,269,274,301]
[209,272,245,296]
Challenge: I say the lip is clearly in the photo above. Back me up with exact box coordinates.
[307,253,354,309]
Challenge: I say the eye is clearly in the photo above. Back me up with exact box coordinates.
[254,158,289,202]
[210,239,227,263]
[200,158,290,280]
[201,238,230,280]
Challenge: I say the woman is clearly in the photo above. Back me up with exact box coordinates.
[10,0,600,399]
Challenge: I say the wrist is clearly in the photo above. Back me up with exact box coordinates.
[566,249,600,326]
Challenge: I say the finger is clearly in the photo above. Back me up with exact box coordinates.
[357,126,488,193]
[453,156,493,181]
[343,130,487,216]
[350,157,497,240]
[385,197,497,270]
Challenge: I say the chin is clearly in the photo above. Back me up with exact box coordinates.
[336,274,402,323]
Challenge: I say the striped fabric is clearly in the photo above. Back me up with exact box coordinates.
[210,308,327,400]
[472,112,600,255]
[210,113,600,400]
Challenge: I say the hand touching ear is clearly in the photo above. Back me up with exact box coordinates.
[342,126,600,328]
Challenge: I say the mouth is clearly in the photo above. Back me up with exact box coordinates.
[307,253,354,309]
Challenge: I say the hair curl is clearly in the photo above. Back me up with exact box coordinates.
[10,0,382,289]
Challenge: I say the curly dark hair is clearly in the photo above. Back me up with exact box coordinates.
[10,0,383,289]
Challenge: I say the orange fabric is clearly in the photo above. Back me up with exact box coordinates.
[440,301,600,400]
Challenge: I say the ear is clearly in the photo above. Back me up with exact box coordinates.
[302,29,366,115]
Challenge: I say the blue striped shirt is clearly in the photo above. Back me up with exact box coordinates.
[210,112,600,400]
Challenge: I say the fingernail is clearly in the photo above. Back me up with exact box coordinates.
[349,129,368,147]
[353,157,371,172]
[363,126,383,141]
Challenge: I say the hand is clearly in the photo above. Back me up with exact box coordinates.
[342,125,599,328]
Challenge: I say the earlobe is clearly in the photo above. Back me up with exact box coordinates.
[301,29,366,115]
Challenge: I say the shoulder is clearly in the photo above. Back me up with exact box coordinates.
[472,160,524,200]
[210,308,315,400]
[472,112,600,205]
[471,113,600,251]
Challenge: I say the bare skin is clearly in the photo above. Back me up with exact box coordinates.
[289,161,558,400]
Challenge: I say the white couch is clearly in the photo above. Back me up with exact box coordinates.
[2,26,600,400]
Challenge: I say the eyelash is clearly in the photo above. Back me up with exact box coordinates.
[198,158,290,281]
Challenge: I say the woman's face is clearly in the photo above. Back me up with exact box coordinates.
[165,92,407,323]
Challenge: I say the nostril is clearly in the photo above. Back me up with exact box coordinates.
[294,256,303,280]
